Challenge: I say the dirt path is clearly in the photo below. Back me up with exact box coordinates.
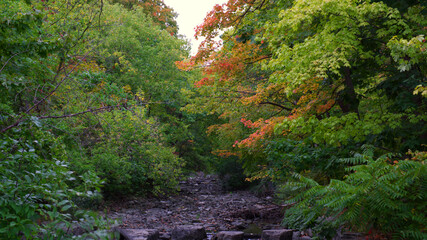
[106,173,283,237]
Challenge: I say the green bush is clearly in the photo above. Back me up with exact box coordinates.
[0,125,112,239]
[280,146,426,239]
[69,107,183,197]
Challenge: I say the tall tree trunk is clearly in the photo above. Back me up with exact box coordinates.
[337,67,359,116]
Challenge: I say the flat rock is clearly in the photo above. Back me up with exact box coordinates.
[171,225,207,240]
[160,232,171,240]
[333,232,365,240]
[117,228,159,240]
[214,231,244,240]
[261,229,294,240]
[293,237,311,240]
[291,232,311,240]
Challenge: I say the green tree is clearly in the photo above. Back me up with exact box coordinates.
[0,1,119,238]
[110,0,179,35]
[181,0,426,237]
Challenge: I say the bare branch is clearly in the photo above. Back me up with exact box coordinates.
[25,43,99,115]
[259,101,293,111]
[37,105,119,119]
[1,43,101,134]
[244,54,272,65]
[0,51,29,74]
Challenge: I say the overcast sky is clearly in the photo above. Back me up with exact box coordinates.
[162,0,228,55]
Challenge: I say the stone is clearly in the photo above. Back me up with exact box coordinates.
[107,174,284,235]
[160,232,171,240]
[332,232,365,240]
[292,232,311,240]
[304,229,313,237]
[231,221,245,230]
[295,237,311,240]
[171,225,207,240]
[213,231,244,240]
[261,229,294,240]
[117,228,159,240]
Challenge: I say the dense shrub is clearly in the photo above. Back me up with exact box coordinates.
[69,107,183,197]
[0,124,114,239]
[280,146,426,239]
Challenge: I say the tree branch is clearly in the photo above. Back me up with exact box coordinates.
[0,51,29,74]
[37,106,119,119]
[1,43,102,134]
[244,54,272,65]
[259,101,293,111]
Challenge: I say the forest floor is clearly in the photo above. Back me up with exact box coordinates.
[105,173,284,238]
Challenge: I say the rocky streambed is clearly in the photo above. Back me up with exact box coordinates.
[106,173,284,238]
[104,173,365,240]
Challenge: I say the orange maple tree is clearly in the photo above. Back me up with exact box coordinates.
[177,0,333,154]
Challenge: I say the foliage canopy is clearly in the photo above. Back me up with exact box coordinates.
[178,0,426,238]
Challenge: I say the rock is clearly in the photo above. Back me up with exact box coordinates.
[292,232,311,240]
[231,221,245,230]
[160,232,171,240]
[261,229,294,240]
[304,229,313,237]
[171,225,207,240]
[107,174,284,235]
[218,225,228,231]
[212,231,244,240]
[117,228,159,240]
[294,237,311,240]
[332,232,365,240]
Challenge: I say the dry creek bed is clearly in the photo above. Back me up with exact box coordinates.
[105,173,284,238]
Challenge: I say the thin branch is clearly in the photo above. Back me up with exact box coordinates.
[37,105,119,119]
[244,54,272,65]
[25,43,99,115]
[0,100,171,133]
[1,121,22,134]
[0,51,29,74]
[218,87,256,95]
[47,0,82,29]
[1,43,100,134]
[70,0,103,49]
[37,100,172,120]
[259,101,293,111]
[225,0,267,42]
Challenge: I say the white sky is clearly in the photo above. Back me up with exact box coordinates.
[163,0,228,55]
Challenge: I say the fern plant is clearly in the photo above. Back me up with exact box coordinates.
[280,146,426,239]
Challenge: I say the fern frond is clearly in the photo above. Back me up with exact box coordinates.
[399,230,427,240]
[281,149,426,239]
[360,144,375,156]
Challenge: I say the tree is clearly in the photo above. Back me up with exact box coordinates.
[0,1,119,238]
[0,0,192,237]
[63,1,187,195]
[178,0,426,238]
[182,0,426,172]
[111,0,179,35]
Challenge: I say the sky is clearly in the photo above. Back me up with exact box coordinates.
[162,0,228,55]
